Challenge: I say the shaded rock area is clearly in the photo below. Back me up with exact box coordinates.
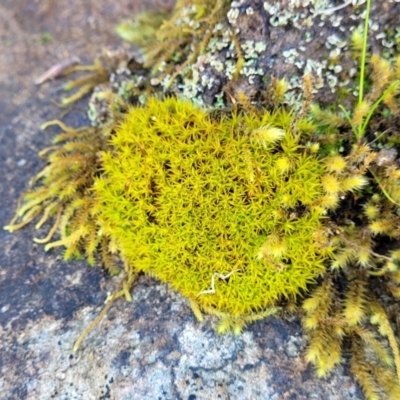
[0,1,382,399]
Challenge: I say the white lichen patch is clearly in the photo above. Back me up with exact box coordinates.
[227,8,240,25]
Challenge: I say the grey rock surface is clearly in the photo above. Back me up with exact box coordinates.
[0,1,372,399]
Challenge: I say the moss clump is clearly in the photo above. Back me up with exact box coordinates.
[4,120,118,275]
[93,97,334,319]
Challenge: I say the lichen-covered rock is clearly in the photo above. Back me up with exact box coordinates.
[140,0,400,108]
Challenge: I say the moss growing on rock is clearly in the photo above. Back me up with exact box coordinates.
[6,0,400,398]
[93,97,334,320]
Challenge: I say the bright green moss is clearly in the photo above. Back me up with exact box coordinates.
[94,97,333,317]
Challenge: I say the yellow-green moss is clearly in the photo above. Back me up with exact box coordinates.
[93,97,334,317]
